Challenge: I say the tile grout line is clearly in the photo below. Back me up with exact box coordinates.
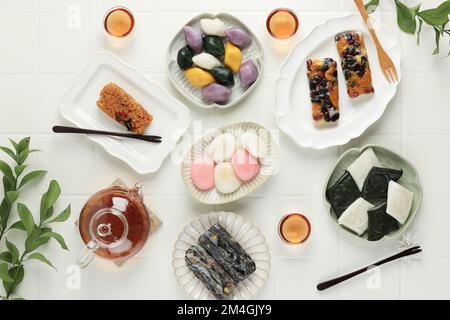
[398,73,406,299]
[6,132,450,137]
[36,0,41,299]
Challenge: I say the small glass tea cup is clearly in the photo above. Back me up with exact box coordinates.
[278,212,311,245]
[104,6,135,38]
[266,8,299,40]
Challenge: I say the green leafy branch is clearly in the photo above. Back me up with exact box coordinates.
[0,138,71,299]
[366,0,450,55]
[0,137,45,242]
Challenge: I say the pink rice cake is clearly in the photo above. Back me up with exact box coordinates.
[231,149,260,182]
[191,154,215,191]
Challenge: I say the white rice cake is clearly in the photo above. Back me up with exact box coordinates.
[386,181,413,225]
[347,148,381,191]
[338,198,373,235]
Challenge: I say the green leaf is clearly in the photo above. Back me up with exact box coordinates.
[27,253,56,270]
[0,263,13,282]
[39,231,68,250]
[40,180,61,222]
[0,147,17,163]
[0,159,15,187]
[5,191,19,204]
[0,198,12,230]
[365,0,380,14]
[16,137,30,154]
[8,139,18,151]
[418,1,450,26]
[4,265,24,296]
[17,148,29,165]
[395,0,418,34]
[0,252,13,264]
[17,203,35,236]
[7,221,25,232]
[18,170,46,189]
[2,175,14,193]
[25,234,50,253]
[14,164,27,176]
[48,205,71,223]
[5,239,19,264]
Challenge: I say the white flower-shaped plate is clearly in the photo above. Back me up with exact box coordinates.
[181,122,279,204]
[274,14,401,149]
[60,51,190,174]
[168,13,263,109]
[172,211,270,300]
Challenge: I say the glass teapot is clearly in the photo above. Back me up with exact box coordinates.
[77,184,150,268]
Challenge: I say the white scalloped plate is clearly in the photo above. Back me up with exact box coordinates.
[324,145,422,242]
[168,13,263,109]
[172,211,270,300]
[60,51,190,174]
[274,14,401,149]
[181,122,279,204]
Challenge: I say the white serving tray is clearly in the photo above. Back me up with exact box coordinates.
[181,122,279,204]
[274,14,401,149]
[167,13,263,109]
[60,51,190,174]
[172,211,270,300]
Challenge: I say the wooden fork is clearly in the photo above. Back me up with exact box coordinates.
[354,0,398,83]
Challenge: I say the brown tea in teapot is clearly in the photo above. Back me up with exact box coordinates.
[78,185,150,265]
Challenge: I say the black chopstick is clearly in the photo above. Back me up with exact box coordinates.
[317,246,422,291]
[52,126,162,143]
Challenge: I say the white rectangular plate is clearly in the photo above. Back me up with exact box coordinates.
[60,51,190,174]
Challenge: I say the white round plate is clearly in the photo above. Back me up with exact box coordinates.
[181,122,279,204]
[274,14,401,149]
[168,13,264,109]
[172,211,270,300]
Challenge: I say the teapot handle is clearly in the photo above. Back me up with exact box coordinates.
[77,240,100,268]
[130,183,143,200]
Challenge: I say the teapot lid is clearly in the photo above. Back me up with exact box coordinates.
[89,207,128,248]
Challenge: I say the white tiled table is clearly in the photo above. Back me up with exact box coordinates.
[1,0,449,300]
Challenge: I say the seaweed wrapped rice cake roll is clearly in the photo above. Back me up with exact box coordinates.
[185,245,237,299]
[199,224,256,282]
[367,202,400,241]
[326,171,360,218]
[362,167,403,201]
